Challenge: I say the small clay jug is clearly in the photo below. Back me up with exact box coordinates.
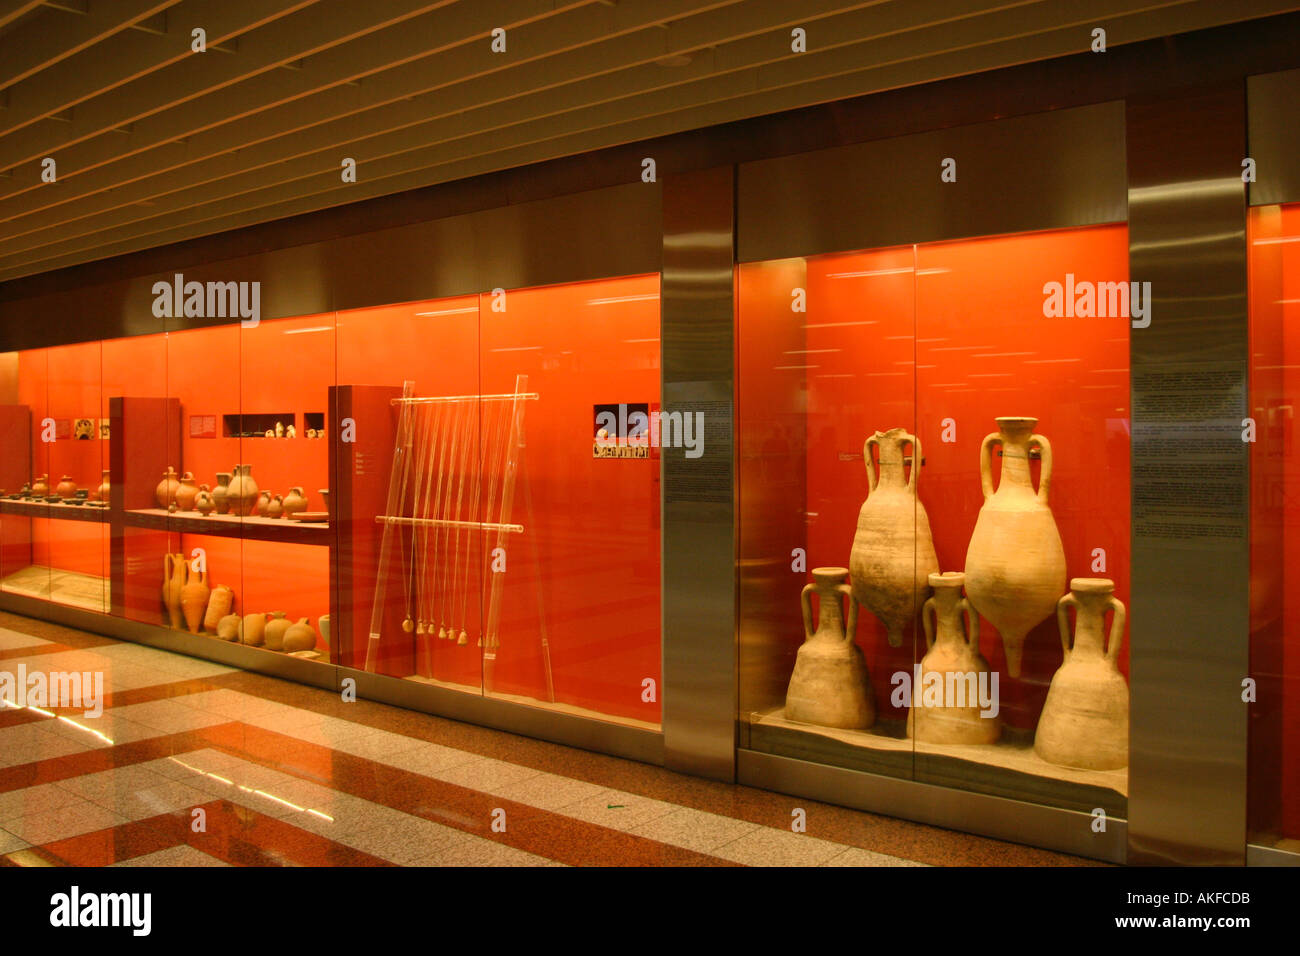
[162,553,186,629]
[282,487,308,517]
[908,572,1001,745]
[266,494,284,519]
[849,428,940,647]
[204,585,234,633]
[212,472,232,514]
[180,565,210,634]
[55,475,77,498]
[240,612,267,646]
[784,567,874,729]
[283,617,317,653]
[227,464,259,516]
[319,489,331,520]
[194,485,215,516]
[263,612,291,651]
[155,467,180,510]
[256,490,272,516]
[32,475,49,497]
[217,614,241,641]
[1034,579,1129,771]
[963,417,1066,678]
[318,614,331,654]
[95,470,110,503]
[175,471,200,511]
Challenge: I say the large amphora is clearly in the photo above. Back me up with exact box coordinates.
[963,416,1066,678]
[849,428,939,648]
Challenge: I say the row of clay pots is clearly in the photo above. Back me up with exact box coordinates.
[156,465,316,518]
[162,555,326,654]
[787,568,1128,771]
[27,472,111,501]
[213,612,326,653]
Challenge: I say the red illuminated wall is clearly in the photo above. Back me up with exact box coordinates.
[741,224,1131,733]
[1248,202,1300,840]
[5,275,661,726]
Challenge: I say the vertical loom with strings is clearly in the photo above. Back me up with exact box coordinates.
[364,375,552,700]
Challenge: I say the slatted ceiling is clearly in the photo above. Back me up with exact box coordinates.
[0,0,1296,284]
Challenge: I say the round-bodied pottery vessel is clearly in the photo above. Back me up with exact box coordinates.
[227,464,259,517]
[908,572,1001,745]
[195,485,215,515]
[55,475,77,498]
[849,429,939,648]
[175,472,199,511]
[212,472,232,515]
[266,494,284,519]
[282,487,308,517]
[240,613,267,647]
[784,567,874,729]
[1034,579,1129,771]
[32,475,49,497]
[217,614,241,641]
[283,618,317,653]
[963,417,1066,678]
[155,467,180,510]
[95,470,111,502]
[263,612,291,651]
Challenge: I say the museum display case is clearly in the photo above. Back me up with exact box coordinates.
[0,273,662,729]
[738,223,1132,819]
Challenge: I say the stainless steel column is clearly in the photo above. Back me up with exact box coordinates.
[661,166,737,780]
[1127,84,1250,864]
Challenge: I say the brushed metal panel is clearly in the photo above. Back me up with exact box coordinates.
[470,181,662,294]
[661,166,737,781]
[347,669,664,767]
[1127,84,1250,865]
[738,101,1127,262]
[0,182,662,350]
[738,749,1126,863]
[1247,68,1300,206]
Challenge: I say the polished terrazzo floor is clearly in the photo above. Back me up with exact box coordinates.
[0,612,1098,867]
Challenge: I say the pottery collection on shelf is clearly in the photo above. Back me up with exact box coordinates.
[783,416,1128,775]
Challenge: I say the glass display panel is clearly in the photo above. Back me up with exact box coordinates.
[738,224,1131,814]
[1248,201,1300,853]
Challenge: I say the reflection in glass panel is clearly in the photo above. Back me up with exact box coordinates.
[1248,201,1300,853]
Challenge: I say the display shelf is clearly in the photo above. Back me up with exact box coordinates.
[0,499,109,523]
[405,673,662,732]
[123,508,330,544]
[750,706,1127,815]
[1,565,110,613]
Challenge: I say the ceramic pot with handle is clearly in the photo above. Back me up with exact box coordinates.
[963,417,1066,678]
[784,567,874,729]
[849,428,940,648]
[1034,578,1129,770]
